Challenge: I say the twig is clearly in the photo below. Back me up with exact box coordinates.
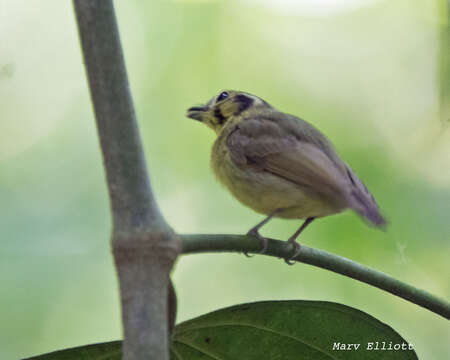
[181,234,450,320]
[73,2,180,359]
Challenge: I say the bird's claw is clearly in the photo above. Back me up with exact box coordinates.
[284,240,301,265]
[245,229,269,257]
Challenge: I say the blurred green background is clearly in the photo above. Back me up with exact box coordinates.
[1,0,449,359]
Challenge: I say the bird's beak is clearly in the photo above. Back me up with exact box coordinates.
[186,105,208,122]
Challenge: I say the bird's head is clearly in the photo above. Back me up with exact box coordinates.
[186,90,270,134]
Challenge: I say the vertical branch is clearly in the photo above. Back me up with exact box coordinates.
[73,2,180,360]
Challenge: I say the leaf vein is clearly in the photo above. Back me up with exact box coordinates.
[176,323,337,360]
[174,340,223,360]
[171,347,183,360]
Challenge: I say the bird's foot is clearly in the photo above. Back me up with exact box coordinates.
[284,238,301,265]
[245,228,269,257]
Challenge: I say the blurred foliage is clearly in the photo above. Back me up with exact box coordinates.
[0,0,449,359]
[440,0,450,121]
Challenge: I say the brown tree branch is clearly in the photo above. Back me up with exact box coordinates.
[73,2,181,359]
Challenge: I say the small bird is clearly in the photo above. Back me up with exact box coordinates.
[187,90,385,262]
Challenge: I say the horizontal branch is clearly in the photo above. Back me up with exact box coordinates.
[181,234,450,320]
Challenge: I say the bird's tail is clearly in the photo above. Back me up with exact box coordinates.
[345,166,386,228]
[349,187,386,227]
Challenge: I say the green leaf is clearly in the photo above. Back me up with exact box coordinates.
[172,301,418,360]
[25,301,418,360]
[24,341,122,360]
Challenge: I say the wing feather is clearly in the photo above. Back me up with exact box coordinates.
[227,117,385,226]
[227,118,348,202]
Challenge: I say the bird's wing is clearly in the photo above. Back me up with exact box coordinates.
[227,118,348,201]
[227,117,386,226]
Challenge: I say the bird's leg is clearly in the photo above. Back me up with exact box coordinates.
[245,208,283,257]
[285,217,315,265]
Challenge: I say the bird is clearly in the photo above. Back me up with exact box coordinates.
[186,90,386,263]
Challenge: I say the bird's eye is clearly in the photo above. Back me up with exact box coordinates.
[217,91,229,102]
